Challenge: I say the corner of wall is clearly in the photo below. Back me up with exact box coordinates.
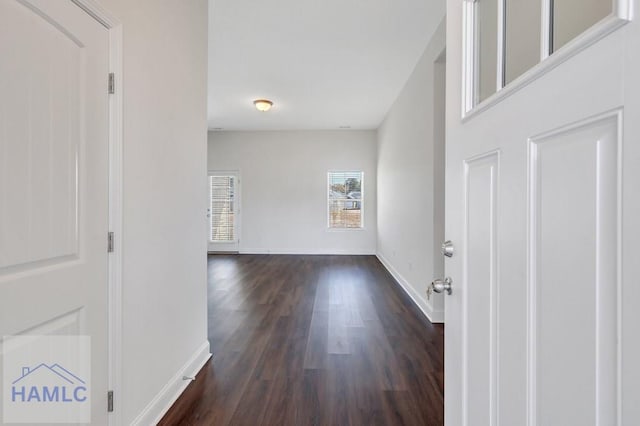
[374,14,447,326]
[130,341,211,426]
[376,252,444,323]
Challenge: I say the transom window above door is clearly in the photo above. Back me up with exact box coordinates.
[465,0,631,113]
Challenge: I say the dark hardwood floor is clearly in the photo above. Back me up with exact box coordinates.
[160,255,444,426]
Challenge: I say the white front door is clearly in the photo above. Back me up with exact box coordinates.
[208,171,240,252]
[444,0,640,425]
[0,0,110,424]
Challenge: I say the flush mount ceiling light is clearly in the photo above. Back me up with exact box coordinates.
[253,99,273,112]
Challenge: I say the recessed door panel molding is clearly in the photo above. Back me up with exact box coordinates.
[527,111,621,426]
[463,150,500,426]
[0,308,83,352]
[0,0,82,272]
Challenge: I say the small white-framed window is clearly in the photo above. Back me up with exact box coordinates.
[327,171,363,229]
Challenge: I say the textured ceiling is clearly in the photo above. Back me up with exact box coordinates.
[208,0,445,130]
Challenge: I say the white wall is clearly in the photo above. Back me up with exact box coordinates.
[208,130,377,254]
[100,0,210,424]
[376,18,446,323]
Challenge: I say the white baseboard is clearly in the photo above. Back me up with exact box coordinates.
[239,248,376,255]
[131,341,211,426]
[376,253,444,323]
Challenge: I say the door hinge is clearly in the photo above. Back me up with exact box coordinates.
[108,232,115,253]
[108,73,115,94]
[107,390,114,412]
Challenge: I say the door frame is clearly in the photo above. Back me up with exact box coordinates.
[70,1,123,425]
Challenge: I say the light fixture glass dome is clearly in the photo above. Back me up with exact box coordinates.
[253,99,273,112]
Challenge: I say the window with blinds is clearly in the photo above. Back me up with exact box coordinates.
[328,171,363,229]
[209,175,236,241]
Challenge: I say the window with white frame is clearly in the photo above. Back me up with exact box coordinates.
[328,171,363,229]
[209,175,236,241]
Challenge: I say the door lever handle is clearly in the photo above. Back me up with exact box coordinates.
[427,277,453,299]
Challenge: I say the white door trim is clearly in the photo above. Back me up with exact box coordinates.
[70,1,123,424]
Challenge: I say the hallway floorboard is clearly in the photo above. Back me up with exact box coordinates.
[160,255,444,426]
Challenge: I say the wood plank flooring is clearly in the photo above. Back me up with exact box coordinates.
[160,255,444,426]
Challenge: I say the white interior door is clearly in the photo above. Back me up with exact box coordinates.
[208,171,240,252]
[0,0,110,424]
[444,0,640,425]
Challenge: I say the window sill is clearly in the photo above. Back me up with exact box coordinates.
[326,227,366,232]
